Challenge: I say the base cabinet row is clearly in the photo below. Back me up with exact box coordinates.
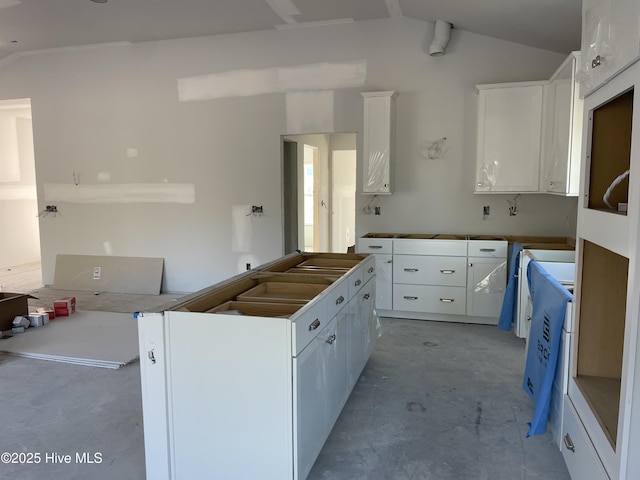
[357,235,507,323]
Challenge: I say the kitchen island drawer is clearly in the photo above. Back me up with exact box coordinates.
[393,284,466,315]
[393,255,467,286]
[292,300,328,356]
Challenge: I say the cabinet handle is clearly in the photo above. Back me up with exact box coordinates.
[336,295,345,305]
[440,298,455,303]
[308,319,321,331]
[404,296,418,300]
[563,434,575,453]
[368,267,374,274]
[386,260,393,264]
[468,263,473,267]
[440,269,455,274]
[368,245,383,249]
[404,268,419,272]
[477,182,484,187]
[325,334,337,345]
[355,279,362,287]
[363,293,370,300]
[592,55,601,69]
[480,248,495,252]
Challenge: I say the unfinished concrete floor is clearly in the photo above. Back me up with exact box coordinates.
[0,284,569,479]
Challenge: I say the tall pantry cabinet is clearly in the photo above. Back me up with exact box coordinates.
[565,59,640,480]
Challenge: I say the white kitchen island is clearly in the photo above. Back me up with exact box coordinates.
[137,252,377,480]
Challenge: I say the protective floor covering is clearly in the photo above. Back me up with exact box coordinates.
[0,310,138,369]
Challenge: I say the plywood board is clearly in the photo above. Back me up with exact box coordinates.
[53,254,163,295]
[577,241,628,378]
[0,310,138,368]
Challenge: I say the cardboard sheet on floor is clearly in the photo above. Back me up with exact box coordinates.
[53,254,163,295]
[0,310,138,369]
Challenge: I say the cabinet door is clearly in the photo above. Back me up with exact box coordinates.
[375,254,393,310]
[579,0,640,96]
[362,91,395,194]
[326,311,350,430]
[294,326,330,480]
[466,257,507,319]
[349,285,371,388]
[363,280,378,361]
[476,84,543,193]
[545,54,583,196]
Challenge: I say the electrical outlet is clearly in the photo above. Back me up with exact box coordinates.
[374,206,381,215]
[246,263,251,270]
[251,205,263,215]
[483,206,490,216]
[45,205,58,212]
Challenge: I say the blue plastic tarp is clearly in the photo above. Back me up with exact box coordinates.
[523,259,572,437]
[497,242,524,331]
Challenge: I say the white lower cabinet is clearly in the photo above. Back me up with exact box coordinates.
[356,237,393,310]
[136,253,377,480]
[466,256,506,318]
[295,319,333,480]
[561,396,610,480]
[359,235,507,323]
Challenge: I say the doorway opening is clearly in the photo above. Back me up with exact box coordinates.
[0,98,42,292]
[282,133,356,255]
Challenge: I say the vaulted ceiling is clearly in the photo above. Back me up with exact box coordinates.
[0,0,582,61]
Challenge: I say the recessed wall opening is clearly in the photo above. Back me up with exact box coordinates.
[0,98,42,292]
[282,133,356,255]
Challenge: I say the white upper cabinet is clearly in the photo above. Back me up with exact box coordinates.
[577,0,640,96]
[543,53,584,196]
[475,82,544,193]
[361,91,396,194]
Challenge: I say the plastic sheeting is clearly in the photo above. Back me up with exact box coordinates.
[498,242,523,331]
[473,260,507,293]
[365,148,390,192]
[523,260,572,437]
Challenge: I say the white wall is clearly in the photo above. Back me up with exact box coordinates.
[0,18,573,292]
[0,105,40,268]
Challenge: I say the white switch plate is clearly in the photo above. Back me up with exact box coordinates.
[93,266,101,280]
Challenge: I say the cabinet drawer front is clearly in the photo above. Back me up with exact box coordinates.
[393,239,467,256]
[357,238,393,254]
[467,241,507,258]
[561,396,610,480]
[393,255,467,286]
[326,279,350,319]
[393,285,466,314]
[363,255,376,284]
[292,300,328,356]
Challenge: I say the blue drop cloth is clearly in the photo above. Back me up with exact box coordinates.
[497,242,523,331]
[523,260,572,437]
